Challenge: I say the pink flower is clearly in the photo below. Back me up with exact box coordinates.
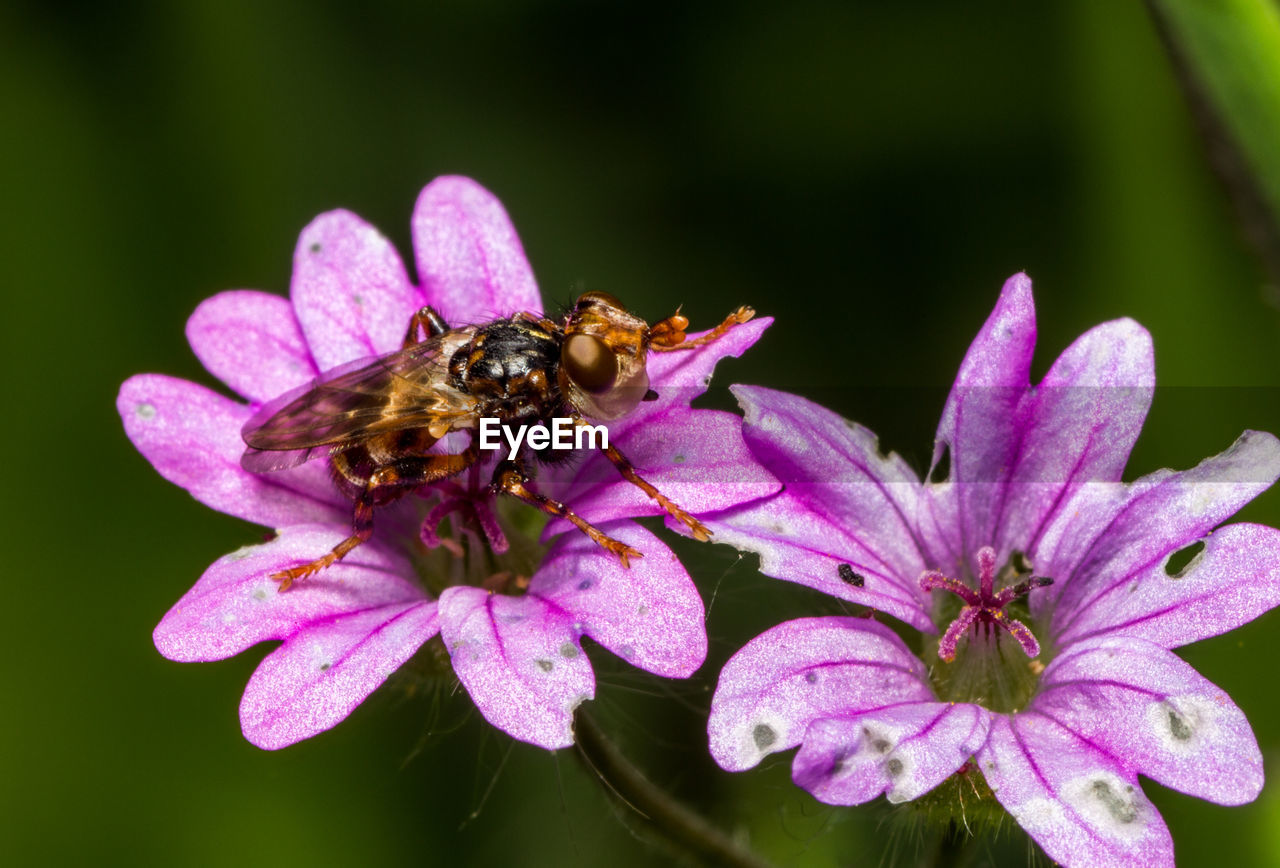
[119,176,775,750]
[703,274,1280,866]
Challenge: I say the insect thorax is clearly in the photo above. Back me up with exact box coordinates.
[451,320,562,420]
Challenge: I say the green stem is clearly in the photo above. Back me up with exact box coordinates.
[573,710,775,868]
[1145,0,1280,286]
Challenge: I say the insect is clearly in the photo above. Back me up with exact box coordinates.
[241,291,756,589]
[836,563,864,587]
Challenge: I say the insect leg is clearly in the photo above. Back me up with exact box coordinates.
[403,305,451,347]
[271,484,379,591]
[649,306,755,352]
[489,460,643,567]
[597,439,712,541]
[272,445,480,590]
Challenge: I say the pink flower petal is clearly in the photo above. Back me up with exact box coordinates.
[411,176,542,326]
[925,273,1036,573]
[701,495,934,631]
[709,617,934,771]
[154,524,425,662]
[532,521,706,678]
[1034,636,1263,805]
[240,598,439,750]
[291,209,424,370]
[185,290,318,404]
[729,385,934,590]
[1055,523,1280,648]
[540,409,780,528]
[1045,430,1280,637]
[979,713,1174,868]
[438,587,594,749]
[621,317,772,425]
[118,374,345,527]
[993,318,1154,559]
[792,702,989,805]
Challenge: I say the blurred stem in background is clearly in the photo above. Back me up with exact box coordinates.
[1146,0,1280,286]
[574,710,775,868]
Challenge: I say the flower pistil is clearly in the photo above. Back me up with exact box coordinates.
[920,546,1053,663]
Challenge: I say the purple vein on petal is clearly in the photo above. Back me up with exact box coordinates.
[186,290,319,405]
[291,209,423,370]
[411,176,543,326]
[240,600,440,750]
[119,374,346,528]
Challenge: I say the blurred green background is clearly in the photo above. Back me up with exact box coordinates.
[6,1,1280,865]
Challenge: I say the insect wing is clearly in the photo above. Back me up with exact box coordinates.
[240,444,332,473]
[240,331,477,471]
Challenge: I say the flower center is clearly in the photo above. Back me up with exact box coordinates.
[919,546,1053,713]
[412,482,549,597]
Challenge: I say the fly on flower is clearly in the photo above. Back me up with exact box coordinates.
[241,289,755,588]
[122,175,776,750]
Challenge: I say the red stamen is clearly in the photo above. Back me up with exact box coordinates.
[993,575,1054,608]
[919,546,1052,662]
[420,493,510,555]
[937,606,980,662]
[421,498,468,554]
[471,498,509,554]
[919,569,981,605]
[977,547,996,598]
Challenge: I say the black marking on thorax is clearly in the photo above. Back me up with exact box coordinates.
[451,320,563,420]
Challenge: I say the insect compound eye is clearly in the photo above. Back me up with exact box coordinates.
[576,290,625,312]
[561,333,618,394]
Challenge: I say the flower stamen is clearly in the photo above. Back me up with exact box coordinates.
[920,546,1053,663]
[937,606,980,660]
[919,570,980,604]
[419,481,511,555]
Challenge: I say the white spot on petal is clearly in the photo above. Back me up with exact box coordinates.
[862,723,897,755]
[884,753,922,802]
[135,402,156,420]
[226,544,257,562]
[739,714,789,765]
[307,640,335,673]
[1013,796,1066,837]
[1059,772,1149,843]
[1145,695,1217,754]
[753,723,778,750]
[757,412,785,435]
